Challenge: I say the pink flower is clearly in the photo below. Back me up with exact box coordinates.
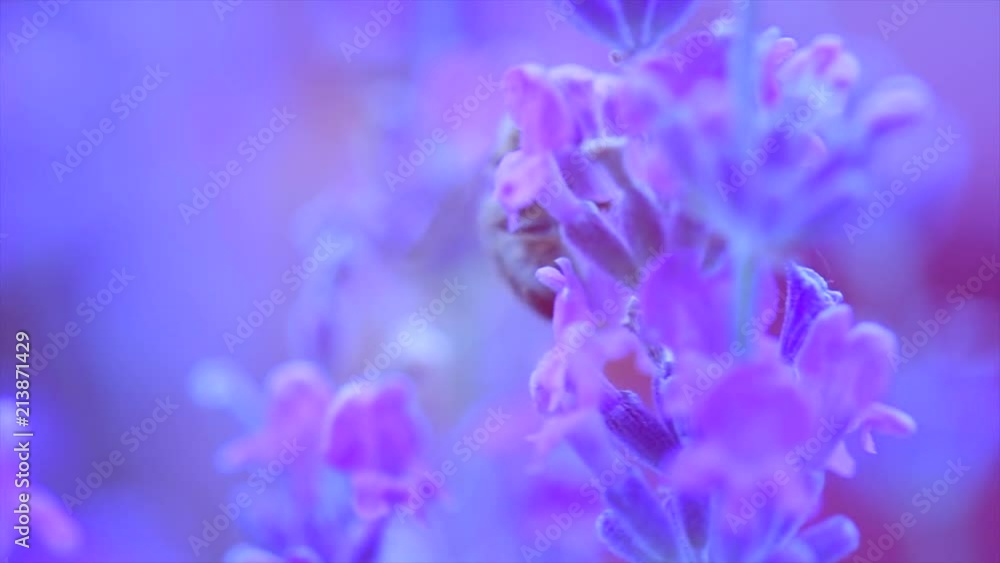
[213,361,334,473]
[794,305,917,476]
[322,375,430,520]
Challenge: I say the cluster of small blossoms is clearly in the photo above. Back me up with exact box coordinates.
[189,360,433,562]
[488,1,924,561]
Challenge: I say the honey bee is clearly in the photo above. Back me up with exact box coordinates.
[479,122,574,319]
[479,197,569,319]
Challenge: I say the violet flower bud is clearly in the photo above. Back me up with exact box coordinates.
[600,387,680,469]
[779,263,843,363]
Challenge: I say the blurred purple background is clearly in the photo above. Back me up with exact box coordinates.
[0,1,997,562]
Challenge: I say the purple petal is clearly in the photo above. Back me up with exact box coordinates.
[324,376,426,477]
[538,257,591,334]
[857,77,932,141]
[795,515,860,563]
[795,305,897,422]
[696,353,816,460]
[549,64,601,140]
[504,64,575,152]
[494,150,560,215]
[265,361,334,434]
[529,348,570,414]
[561,201,638,283]
[852,402,917,455]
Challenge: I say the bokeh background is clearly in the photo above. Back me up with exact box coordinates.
[1,1,997,562]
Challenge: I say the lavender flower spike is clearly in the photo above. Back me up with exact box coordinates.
[487,4,932,562]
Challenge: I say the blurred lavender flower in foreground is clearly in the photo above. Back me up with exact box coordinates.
[324,376,431,522]
[190,362,431,563]
[485,2,927,561]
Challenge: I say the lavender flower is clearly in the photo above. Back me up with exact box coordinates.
[191,361,432,562]
[489,5,926,562]
[206,360,334,475]
[524,276,913,561]
[323,375,431,521]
